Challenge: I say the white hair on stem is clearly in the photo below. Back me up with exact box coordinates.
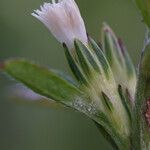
[32,0,87,49]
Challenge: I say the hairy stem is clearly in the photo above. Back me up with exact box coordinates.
[132,44,150,150]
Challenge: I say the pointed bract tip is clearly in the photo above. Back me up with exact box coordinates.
[102,22,111,32]
[117,38,126,56]
[74,38,82,48]
[62,43,67,48]
[118,84,122,89]
[125,88,134,103]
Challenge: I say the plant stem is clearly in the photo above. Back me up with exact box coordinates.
[132,45,150,150]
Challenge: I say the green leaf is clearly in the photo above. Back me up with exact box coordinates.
[2,59,83,105]
[135,0,150,28]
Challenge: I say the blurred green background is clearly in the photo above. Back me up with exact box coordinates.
[0,0,145,149]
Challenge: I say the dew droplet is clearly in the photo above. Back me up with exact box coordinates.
[70,97,98,116]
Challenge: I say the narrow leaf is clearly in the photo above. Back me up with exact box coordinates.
[2,59,83,104]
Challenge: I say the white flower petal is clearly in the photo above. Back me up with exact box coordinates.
[32,0,87,49]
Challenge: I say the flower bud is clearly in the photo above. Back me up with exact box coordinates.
[102,23,137,101]
[32,0,87,49]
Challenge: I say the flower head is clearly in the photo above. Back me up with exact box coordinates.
[32,0,87,49]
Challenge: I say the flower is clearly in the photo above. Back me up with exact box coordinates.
[8,84,43,101]
[32,0,88,49]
